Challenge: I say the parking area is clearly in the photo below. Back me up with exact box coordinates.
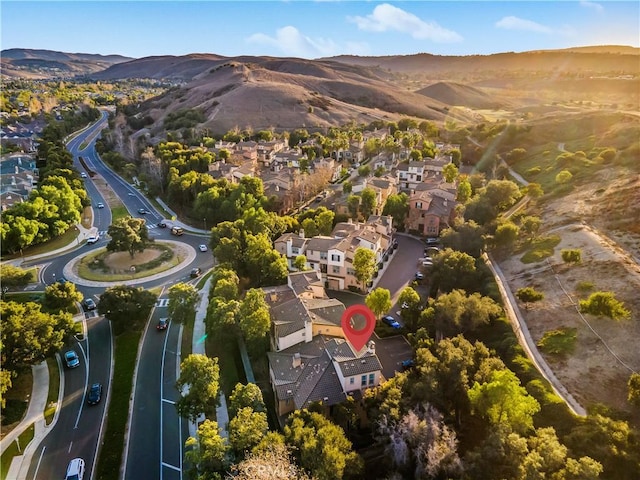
[371,333,413,380]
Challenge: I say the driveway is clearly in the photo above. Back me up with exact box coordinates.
[376,234,425,300]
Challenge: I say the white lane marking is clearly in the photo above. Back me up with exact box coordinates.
[90,319,113,480]
[160,319,172,480]
[162,462,181,472]
[33,446,46,479]
[68,441,73,453]
[161,398,175,405]
[74,341,90,429]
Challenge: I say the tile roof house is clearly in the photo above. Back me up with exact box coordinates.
[265,270,384,419]
[274,216,395,292]
[405,186,457,237]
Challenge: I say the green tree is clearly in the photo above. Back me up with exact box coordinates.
[176,354,220,422]
[561,248,582,264]
[425,289,502,337]
[293,255,308,271]
[468,369,540,434]
[365,288,392,319]
[456,178,472,203]
[284,409,363,480]
[301,218,319,238]
[238,289,271,349]
[398,286,422,330]
[382,193,409,229]
[579,291,630,320]
[185,419,229,479]
[106,216,151,258]
[353,247,376,291]
[440,221,485,258]
[430,248,479,294]
[492,221,520,252]
[315,209,335,236]
[516,287,544,309]
[0,369,12,409]
[347,194,360,220]
[229,407,269,457]
[43,281,83,312]
[228,382,265,418]
[360,187,377,218]
[97,285,158,333]
[168,282,200,324]
[342,181,352,194]
[210,267,240,301]
[520,216,541,238]
[0,264,34,290]
[1,300,75,371]
[627,373,640,407]
[526,182,544,199]
[443,162,459,183]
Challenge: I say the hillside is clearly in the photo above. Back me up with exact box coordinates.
[416,82,512,109]
[0,48,132,79]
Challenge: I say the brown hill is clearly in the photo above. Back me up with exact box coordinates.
[0,48,131,79]
[416,82,512,109]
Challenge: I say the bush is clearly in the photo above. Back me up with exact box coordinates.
[579,291,630,320]
[537,328,577,355]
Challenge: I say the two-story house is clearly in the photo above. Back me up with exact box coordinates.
[396,161,426,190]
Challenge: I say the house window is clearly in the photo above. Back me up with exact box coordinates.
[347,268,355,276]
[331,254,341,262]
[332,266,340,274]
[350,377,355,385]
[292,247,299,255]
[416,202,422,209]
[309,263,315,269]
[320,252,327,260]
[368,373,375,385]
[361,375,367,387]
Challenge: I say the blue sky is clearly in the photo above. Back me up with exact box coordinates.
[2,1,638,59]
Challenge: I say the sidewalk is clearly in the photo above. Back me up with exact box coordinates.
[155,198,210,236]
[189,277,229,440]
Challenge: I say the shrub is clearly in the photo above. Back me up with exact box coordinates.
[561,248,582,264]
[537,328,577,355]
[579,291,630,320]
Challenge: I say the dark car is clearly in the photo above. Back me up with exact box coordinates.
[157,318,168,331]
[158,221,168,228]
[87,383,102,405]
[392,240,399,249]
[83,298,96,311]
[382,315,401,329]
[56,276,68,284]
[64,350,80,369]
[190,267,202,278]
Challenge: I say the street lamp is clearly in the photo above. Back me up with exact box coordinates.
[203,218,207,231]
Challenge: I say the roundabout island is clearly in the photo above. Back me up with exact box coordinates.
[62,239,198,287]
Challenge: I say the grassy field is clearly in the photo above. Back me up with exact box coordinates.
[110,206,130,223]
[44,357,60,425]
[520,235,561,264]
[95,330,141,480]
[206,335,245,398]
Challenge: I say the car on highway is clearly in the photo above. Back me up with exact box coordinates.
[157,318,168,331]
[382,315,401,329]
[190,267,202,278]
[65,457,85,480]
[87,233,99,244]
[96,202,105,209]
[64,350,80,369]
[198,244,208,252]
[87,383,103,405]
[83,298,96,311]
[137,208,149,214]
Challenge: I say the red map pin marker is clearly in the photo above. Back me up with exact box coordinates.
[341,304,376,351]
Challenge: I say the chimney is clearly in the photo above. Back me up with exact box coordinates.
[299,229,305,239]
[366,340,376,354]
[292,353,301,368]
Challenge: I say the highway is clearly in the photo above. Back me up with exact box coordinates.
[25,110,211,479]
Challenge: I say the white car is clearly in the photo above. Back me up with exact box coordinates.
[80,172,87,178]
[87,233,100,244]
[96,202,104,209]
[198,244,208,252]
[65,458,85,480]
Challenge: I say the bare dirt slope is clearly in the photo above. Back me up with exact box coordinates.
[500,221,640,418]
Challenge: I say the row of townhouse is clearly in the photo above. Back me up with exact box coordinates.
[0,154,39,211]
[275,215,395,291]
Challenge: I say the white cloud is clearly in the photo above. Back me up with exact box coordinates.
[246,26,368,58]
[348,3,463,43]
[495,16,553,34]
[580,1,604,13]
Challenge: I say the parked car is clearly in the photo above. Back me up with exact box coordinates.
[198,244,208,252]
[401,359,415,370]
[64,350,80,369]
[65,458,85,480]
[83,298,96,311]
[96,202,105,209]
[87,383,103,405]
[392,240,399,249]
[424,246,440,255]
[190,267,202,278]
[382,315,401,329]
[415,272,425,281]
[425,238,440,246]
[157,318,168,331]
